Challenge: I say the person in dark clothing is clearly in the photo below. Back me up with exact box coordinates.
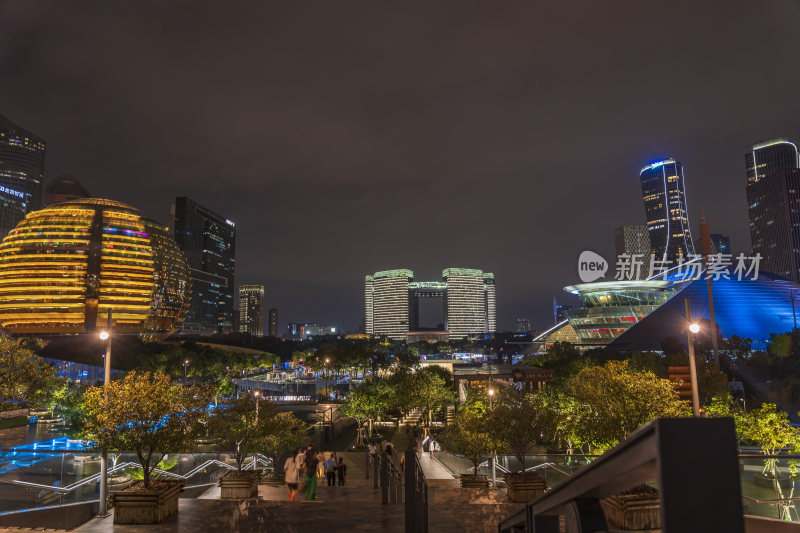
[323,454,336,487]
[336,456,347,486]
[303,448,319,500]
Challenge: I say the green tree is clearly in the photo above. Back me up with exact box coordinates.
[0,336,57,410]
[262,410,309,472]
[79,372,211,488]
[491,388,541,475]
[567,360,687,453]
[441,410,502,476]
[339,379,389,445]
[736,403,800,521]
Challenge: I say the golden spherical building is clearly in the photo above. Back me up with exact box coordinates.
[0,198,190,336]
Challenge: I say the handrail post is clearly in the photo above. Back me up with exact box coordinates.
[405,450,415,533]
[365,452,369,479]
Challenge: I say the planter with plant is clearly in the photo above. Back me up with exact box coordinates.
[79,372,211,524]
[442,410,500,488]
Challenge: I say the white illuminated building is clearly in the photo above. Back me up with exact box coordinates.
[364,267,496,341]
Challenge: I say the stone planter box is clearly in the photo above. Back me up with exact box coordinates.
[460,474,489,488]
[220,470,260,499]
[111,480,183,524]
[505,473,547,502]
[601,486,660,532]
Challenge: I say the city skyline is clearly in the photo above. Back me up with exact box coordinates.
[2,2,800,330]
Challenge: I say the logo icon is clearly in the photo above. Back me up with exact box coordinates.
[578,251,608,282]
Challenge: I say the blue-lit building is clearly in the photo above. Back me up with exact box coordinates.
[172,197,236,335]
[640,158,695,264]
[608,270,800,351]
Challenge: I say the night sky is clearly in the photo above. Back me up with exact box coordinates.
[2,1,800,333]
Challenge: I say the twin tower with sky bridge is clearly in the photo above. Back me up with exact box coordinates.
[364,268,496,342]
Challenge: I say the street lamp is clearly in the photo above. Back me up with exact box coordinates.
[183,359,190,385]
[98,310,112,516]
[252,390,261,470]
[685,318,702,417]
[487,383,496,487]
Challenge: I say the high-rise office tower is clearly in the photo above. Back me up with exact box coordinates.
[268,308,278,337]
[745,139,800,282]
[710,234,731,255]
[45,174,91,206]
[444,268,494,339]
[239,285,264,336]
[639,159,695,264]
[746,138,800,185]
[172,197,236,334]
[365,269,412,341]
[0,114,46,236]
[484,272,496,334]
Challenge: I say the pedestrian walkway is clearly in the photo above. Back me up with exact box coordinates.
[419,452,456,480]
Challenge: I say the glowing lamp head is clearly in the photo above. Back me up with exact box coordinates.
[253,390,261,397]
[184,359,189,365]
[488,388,495,397]
[689,323,700,334]
[99,331,110,341]
[325,358,330,364]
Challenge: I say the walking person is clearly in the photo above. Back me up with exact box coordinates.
[324,453,337,487]
[336,456,347,486]
[303,448,319,500]
[430,437,440,459]
[284,450,300,501]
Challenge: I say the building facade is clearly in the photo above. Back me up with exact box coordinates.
[0,114,46,237]
[0,198,189,337]
[45,174,91,206]
[745,139,800,282]
[639,159,695,264]
[172,197,236,334]
[268,308,278,337]
[238,284,264,336]
[364,267,496,341]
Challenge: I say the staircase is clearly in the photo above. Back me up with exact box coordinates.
[445,404,456,426]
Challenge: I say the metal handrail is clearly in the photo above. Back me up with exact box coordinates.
[405,450,427,533]
[497,418,745,533]
[0,458,239,495]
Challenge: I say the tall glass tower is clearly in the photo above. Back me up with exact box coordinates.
[0,114,46,236]
[745,139,800,282]
[639,158,695,264]
[239,284,264,336]
[172,197,236,334]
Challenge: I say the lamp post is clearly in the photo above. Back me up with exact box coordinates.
[324,358,330,400]
[684,298,701,417]
[183,359,189,385]
[253,390,261,470]
[487,382,496,487]
[98,310,112,516]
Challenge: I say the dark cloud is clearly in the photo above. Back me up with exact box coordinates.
[2,0,800,331]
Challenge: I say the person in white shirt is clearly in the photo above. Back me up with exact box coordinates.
[284,449,300,501]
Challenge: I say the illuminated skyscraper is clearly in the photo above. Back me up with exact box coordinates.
[444,268,494,339]
[172,197,236,334]
[239,284,264,336]
[746,138,800,185]
[366,269,412,341]
[614,225,651,279]
[0,114,46,236]
[639,159,695,264]
[365,267,495,341]
[745,139,800,282]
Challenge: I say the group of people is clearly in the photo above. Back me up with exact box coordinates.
[282,446,348,502]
